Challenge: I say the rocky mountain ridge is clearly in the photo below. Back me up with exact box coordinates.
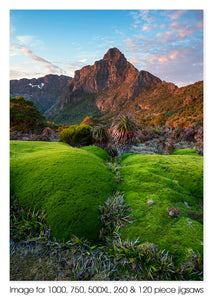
[10,48,203,127]
[60,48,163,109]
[10,74,72,115]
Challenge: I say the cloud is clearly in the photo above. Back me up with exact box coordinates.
[21,47,63,73]
[142,24,150,32]
[79,59,87,63]
[169,50,179,60]
[130,56,141,65]
[16,35,34,46]
[130,10,155,30]
[11,43,64,74]
[156,31,175,43]
[125,10,203,86]
[146,50,180,65]
[158,56,169,64]
[138,10,154,23]
[10,31,65,77]
[115,29,124,36]
[10,66,31,79]
[169,10,186,20]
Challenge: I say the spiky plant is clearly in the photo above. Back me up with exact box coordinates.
[92,125,108,146]
[111,112,138,145]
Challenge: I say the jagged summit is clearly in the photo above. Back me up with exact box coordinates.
[103,47,124,61]
[11,47,202,128]
[60,47,163,110]
[60,47,139,106]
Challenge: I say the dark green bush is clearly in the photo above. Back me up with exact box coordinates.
[59,124,92,146]
[10,96,45,133]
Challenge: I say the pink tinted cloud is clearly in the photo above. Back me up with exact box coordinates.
[169,10,186,20]
[12,44,64,74]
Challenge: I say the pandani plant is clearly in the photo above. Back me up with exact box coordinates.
[111,112,138,145]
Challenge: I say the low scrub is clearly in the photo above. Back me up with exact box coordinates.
[10,191,202,281]
[10,96,45,133]
[59,124,92,146]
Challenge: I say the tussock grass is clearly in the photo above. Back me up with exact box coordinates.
[10,192,203,281]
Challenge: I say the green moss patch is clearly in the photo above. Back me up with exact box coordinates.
[118,153,203,262]
[81,146,110,161]
[171,149,199,156]
[10,141,115,241]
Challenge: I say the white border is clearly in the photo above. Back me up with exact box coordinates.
[2,1,212,299]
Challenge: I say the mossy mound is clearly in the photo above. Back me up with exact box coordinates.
[81,146,110,161]
[10,141,115,241]
[171,148,200,156]
[118,153,203,262]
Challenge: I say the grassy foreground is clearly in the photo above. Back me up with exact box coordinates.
[10,142,203,280]
[118,150,203,262]
[10,141,115,241]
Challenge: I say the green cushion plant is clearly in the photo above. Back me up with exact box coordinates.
[118,152,203,262]
[10,141,116,241]
[81,145,110,161]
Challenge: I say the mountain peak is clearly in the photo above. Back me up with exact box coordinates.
[103,47,124,61]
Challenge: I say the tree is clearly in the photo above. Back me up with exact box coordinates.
[10,96,45,132]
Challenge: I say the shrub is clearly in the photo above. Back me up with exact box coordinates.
[152,113,167,128]
[59,124,92,146]
[194,127,203,155]
[92,125,108,146]
[179,249,203,280]
[99,192,134,239]
[10,96,45,133]
[80,116,99,126]
[10,196,50,243]
[164,137,174,154]
[111,239,176,280]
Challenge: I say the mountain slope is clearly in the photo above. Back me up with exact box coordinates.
[49,48,202,127]
[60,48,162,109]
[10,74,72,115]
[10,48,203,127]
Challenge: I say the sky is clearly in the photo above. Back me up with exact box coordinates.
[10,9,203,87]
